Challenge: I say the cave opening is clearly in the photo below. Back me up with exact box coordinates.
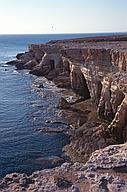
[50,60,55,70]
[77,73,91,100]
[64,60,71,74]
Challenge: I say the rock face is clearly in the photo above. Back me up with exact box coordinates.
[70,65,91,99]
[108,94,127,143]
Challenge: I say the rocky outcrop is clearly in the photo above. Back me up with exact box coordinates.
[1,143,127,192]
[7,45,45,70]
[86,142,127,170]
[97,77,114,121]
[83,142,127,192]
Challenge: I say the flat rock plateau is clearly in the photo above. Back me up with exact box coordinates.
[2,35,127,191]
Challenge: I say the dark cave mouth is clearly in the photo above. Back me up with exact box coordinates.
[76,73,91,100]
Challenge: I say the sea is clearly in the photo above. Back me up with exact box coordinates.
[0,33,125,178]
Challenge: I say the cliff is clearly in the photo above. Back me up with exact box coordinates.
[3,35,127,191]
[28,36,127,152]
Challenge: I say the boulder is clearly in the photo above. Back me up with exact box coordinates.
[16,53,24,59]
[57,97,71,109]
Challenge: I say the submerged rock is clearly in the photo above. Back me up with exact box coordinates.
[34,127,65,133]
[33,156,65,167]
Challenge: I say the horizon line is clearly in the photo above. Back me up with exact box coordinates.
[0,31,127,36]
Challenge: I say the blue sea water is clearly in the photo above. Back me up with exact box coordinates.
[0,33,126,178]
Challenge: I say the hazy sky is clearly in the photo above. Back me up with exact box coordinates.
[0,0,126,34]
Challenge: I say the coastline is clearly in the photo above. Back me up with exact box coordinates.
[1,34,127,191]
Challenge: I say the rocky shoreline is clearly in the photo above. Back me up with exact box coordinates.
[1,35,127,191]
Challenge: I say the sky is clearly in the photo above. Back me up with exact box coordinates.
[0,0,126,34]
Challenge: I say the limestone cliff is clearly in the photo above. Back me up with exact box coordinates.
[8,35,127,158]
[4,35,127,192]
